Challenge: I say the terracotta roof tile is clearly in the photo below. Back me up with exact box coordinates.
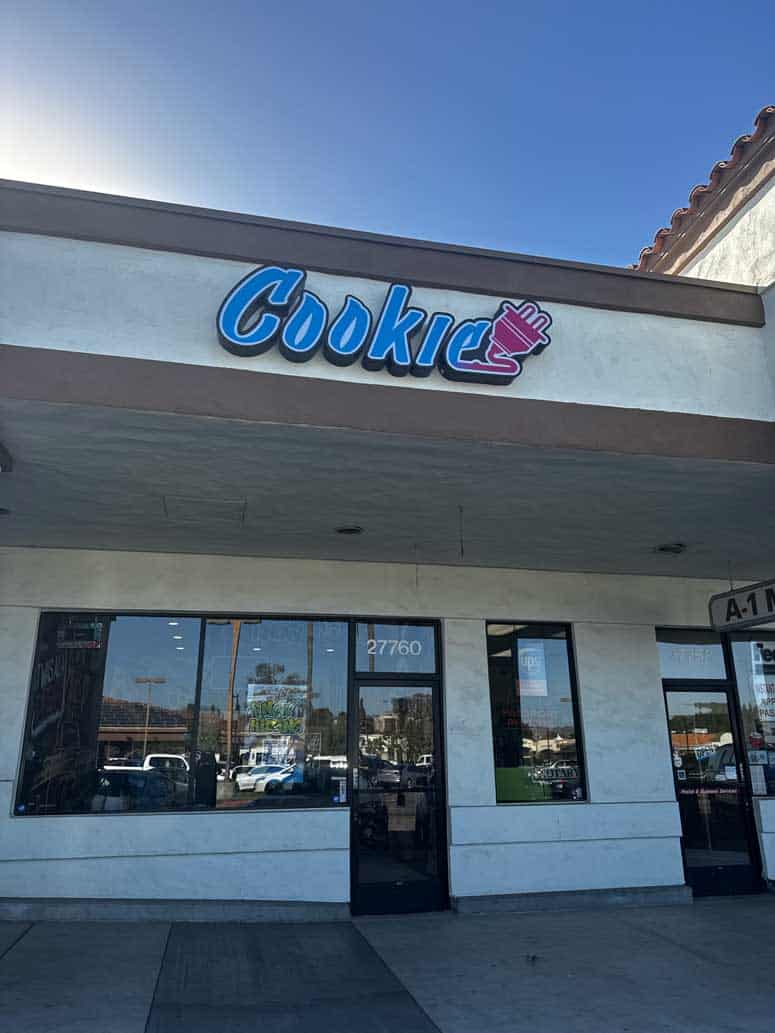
[635,105,775,271]
[100,695,187,728]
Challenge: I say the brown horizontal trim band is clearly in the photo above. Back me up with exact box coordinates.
[0,179,764,328]
[2,345,774,464]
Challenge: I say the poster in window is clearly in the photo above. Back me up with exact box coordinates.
[517,640,548,697]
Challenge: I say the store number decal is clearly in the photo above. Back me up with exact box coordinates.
[367,638,423,656]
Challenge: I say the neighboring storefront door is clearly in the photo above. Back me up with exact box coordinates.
[664,685,762,895]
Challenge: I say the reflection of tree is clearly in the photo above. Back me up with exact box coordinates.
[363,694,432,763]
[402,695,432,762]
[669,702,729,737]
[195,704,222,753]
[253,662,303,684]
[307,707,346,756]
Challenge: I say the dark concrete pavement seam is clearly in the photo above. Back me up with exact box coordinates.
[0,923,32,963]
[143,922,173,1033]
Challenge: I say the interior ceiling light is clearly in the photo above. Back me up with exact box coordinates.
[335,525,363,536]
[0,443,12,473]
[655,542,687,555]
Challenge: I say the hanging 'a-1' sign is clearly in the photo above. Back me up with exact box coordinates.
[709,578,775,632]
[217,265,552,385]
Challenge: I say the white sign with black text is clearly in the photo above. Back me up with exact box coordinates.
[708,578,775,632]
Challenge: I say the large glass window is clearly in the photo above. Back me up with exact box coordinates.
[487,623,586,803]
[199,618,347,810]
[15,612,347,816]
[730,634,775,797]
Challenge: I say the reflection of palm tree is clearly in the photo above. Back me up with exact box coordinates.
[224,621,242,776]
[305,622,313,761]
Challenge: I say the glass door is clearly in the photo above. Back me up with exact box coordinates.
[665,688,762,895]
[350,678,447,914]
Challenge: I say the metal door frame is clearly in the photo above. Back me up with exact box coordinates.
[347,618,449,915]
[661,666,764,894]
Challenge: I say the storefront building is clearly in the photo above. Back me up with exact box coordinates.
[0,172,773,919]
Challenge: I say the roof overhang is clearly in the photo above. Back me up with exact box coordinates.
[0,178,764,327]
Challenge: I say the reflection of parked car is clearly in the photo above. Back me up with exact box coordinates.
[359,755,401,789]
[235,764,294,793]
[704,744,738,782]
[144,754,190,801]
[401,762,432,789]
[229,765,253,781]
[91,768,175,812]
[143,754,189,775]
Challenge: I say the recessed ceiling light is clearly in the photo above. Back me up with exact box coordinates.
[655,542,687,555]
[176,646,184,651]
[253,647,262,652]
[168,621,179,627]
[325,648,335,653]
[173,634,183,640]
[335,525,363,535]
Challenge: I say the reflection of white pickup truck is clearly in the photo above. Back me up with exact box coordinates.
[143,754,189,776]
[104,754,190,775]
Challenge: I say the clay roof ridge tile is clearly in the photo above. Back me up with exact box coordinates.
[635,104,775,269]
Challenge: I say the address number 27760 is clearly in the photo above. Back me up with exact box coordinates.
[366,638,423,656]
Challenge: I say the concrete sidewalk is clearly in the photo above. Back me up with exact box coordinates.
[1,896,773,1032]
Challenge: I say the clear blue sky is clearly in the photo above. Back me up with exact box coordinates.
[1,0,773,267]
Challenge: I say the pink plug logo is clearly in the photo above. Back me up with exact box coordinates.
[489,301,552,358]
[445,299,552,382]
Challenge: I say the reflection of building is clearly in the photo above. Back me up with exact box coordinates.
[98,697,188,762]
[374,712,397,735]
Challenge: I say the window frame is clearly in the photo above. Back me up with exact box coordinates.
[486,620,588,806]
[13,609,443,819]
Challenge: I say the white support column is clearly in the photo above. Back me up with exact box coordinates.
[0,607,38,783]
[442,618,496,808]
[572,623,676,804]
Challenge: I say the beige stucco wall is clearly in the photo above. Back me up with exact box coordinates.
[682,177,775,288]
